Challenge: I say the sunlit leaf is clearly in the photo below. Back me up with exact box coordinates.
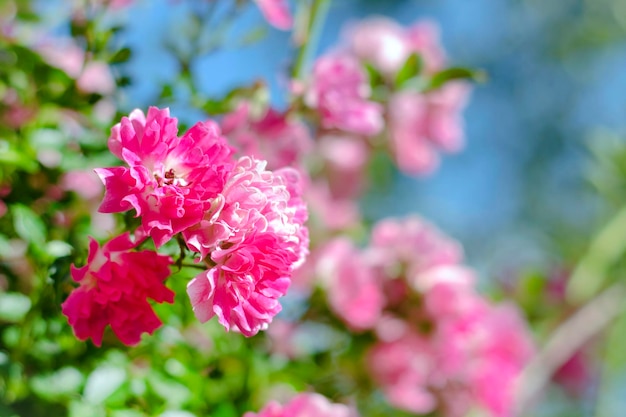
[0,293,31,322]
[31,367,84,400]
[84,366,127,404]
[12,204,46,245]
[159,412,197,417]
[394,53,423,88]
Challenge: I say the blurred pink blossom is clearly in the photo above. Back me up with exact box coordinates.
[387,82,470,175]
[1,89,36,129]
[61,233,174,346]
[342,17,471,175]
[345,17,411,77]
[305,180,361,231]
[108,0,134,8]
[61,170,115,237]
[253,0,293,30]
[221,102,312,170]
[305,54,383,136]
[244,392,359,417]
[405,20,447,74]
[310,216,533,416]
[345,17,446,79]
[370,216,463,277]
[318,134,369,199]
[61,170,104,201]
[368,330,438,414]
[37,39,115,94]
[368,301,533,417]
[317,238,384,330]
[77,61,116,95]
[37,40,84,78]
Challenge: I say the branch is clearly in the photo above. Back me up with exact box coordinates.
[513,283,626,416]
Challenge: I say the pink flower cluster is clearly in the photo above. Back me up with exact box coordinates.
[37,38,115,95]
[63,107,308,344]
[184,157,308,336]
[244,393,359,417]
[346,18,471,174]
[304,54,384,137]
[299,18,470,176]
[61,233,174,346]
[317,217,533,417]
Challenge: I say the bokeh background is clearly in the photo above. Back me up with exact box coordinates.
[2,0,626,416]
[113,0,626,270]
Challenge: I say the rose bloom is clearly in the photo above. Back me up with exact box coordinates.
[184,158,309,336]
[61,233,174,346]
[96,107,233,247]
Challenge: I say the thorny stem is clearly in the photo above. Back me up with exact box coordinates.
[292,0,330,81]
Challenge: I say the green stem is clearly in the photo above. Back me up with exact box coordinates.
[566,205,626,304]
[180,263,207,270]
[292,0,331,80]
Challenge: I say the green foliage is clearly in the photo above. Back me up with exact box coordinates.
[394,53,423,89]
[426,67,486,91]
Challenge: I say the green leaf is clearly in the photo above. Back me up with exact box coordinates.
[111,411,146,417]
[148,372,191,408]
[31,367,84,400]
[159,412,196,417]
[45,240,73,258]
[202,99,233,116]
[0,292,31,322]
[11,204,46,245]
[394,53,423,88]
[84,366,127,404]
[567,205,626,303]
[0,142,37,172]
[110,47,132,64]
[211,403,238,417]
[69,401,105,417]
[0,403,18,417]
[427,67,486,91]
[364,63,384,88]
[160,84,174,100]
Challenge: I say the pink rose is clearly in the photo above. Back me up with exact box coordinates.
[61,233,174,346]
